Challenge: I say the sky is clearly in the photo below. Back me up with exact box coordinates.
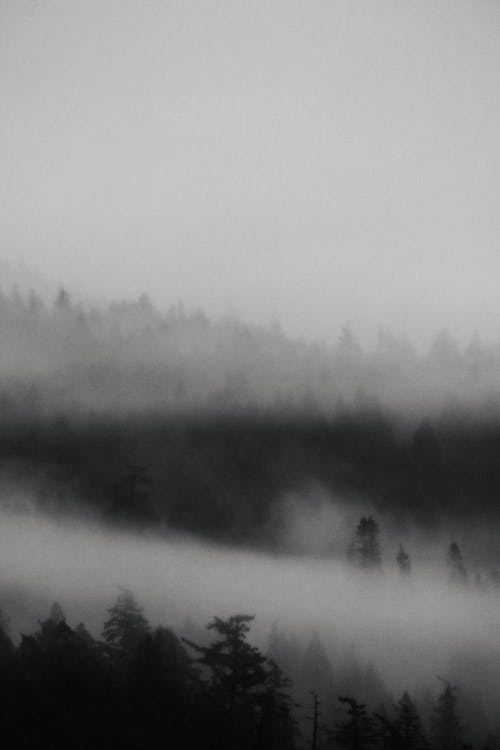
[1,0,500,346]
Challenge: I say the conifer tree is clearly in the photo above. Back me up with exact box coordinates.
[102,589,149,652]
[184,614,296,749]
[306,691,321,750]
[432,681,462,750]
[394,692,429,749]
[396,545,411,575]
[350,517,381,569]
[447,543,467,586]
[334,696,375,749]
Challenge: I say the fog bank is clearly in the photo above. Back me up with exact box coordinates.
[1,509,499,718]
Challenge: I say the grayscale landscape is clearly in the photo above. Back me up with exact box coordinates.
[1,1,500,748]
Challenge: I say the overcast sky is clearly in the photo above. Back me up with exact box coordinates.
[1,0,499,346]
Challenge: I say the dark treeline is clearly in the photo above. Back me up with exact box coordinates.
[0,591,497,750]
[3,288,500,545]
[4,409,500,547]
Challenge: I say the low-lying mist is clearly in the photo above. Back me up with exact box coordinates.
[1,507,499,724]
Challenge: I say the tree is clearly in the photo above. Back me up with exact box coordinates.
[16,602,105,749]
[184,614,296,750]
[109,464,156,528]
[432,681,462,750]
[114,625,197,749]
[54,286,71,312]
[334,696,375,750]
[393,692,428,749]
[447,542,467,586]
[372,711,401,750]
[350,517,381,569]
[260,659,298,750]
[0,608,13,654]
[410,421,444,521]
[300,633,335,713]
[102,589,150,653]
[396,545,411,575]
[305,691,321,750]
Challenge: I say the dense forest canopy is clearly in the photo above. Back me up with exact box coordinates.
[2,287,500,546]
[0,587,498,750]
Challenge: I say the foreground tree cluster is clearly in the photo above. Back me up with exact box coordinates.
[0,591,497,750]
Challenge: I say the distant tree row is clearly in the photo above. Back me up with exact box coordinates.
[347,516,500,590]
[3,283,500,416]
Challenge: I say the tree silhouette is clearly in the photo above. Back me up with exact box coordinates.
[260,659,298,750]
[300,633,335,717]
[350,517,381,569]
[334,696,375,750]
[305,691,320,750]
[114,625,195,749]
[393,691,429,749]
[16,602,106,749]
[396,545,411,575]
[432,681,462,750]
[447,543,467,586]
[54,286,71,312]
[102,589,150,653]
[109,464,156,528]
[184,614,295,749]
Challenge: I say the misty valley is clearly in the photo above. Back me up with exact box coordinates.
[0,289,499,748]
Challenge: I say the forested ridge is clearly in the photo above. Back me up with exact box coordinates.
[2,288,500,544]
[1,288,500,747]
[4,409,500,546]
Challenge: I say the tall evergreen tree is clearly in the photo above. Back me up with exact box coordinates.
[350,517,381,569]
[102,589,150,653]
[447,543,467,586]
[109,464,156,528]
[393,692,428,749]
[305,691,321,750]
[432,682,462,750]
[184,614,296,750]
[396,545,411,575]
[334,696,375,750]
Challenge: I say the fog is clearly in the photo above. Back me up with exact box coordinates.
[2,1,500,347]
[1,506,499,724]
[4,285,500,417]
[2,2,500,746]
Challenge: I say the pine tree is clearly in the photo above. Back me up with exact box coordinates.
[260,660,298,750]
[396,545,411,575]
[0,607,13,662]
[350,517,381,569]
[102,589,150,652]
[305,691,321,750]
[110,464,156,528]
[334,696,375,749]
[394,692,428,749]
[432,681,462,750]
[184,614,296,750]
[447,543,467,586]
[300,633,335,714]
[54,287,71,312]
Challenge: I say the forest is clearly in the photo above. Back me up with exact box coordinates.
[1,287,500,748]
[2,287,500,548]
[0,511,498,749]
[0,582,497,750]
